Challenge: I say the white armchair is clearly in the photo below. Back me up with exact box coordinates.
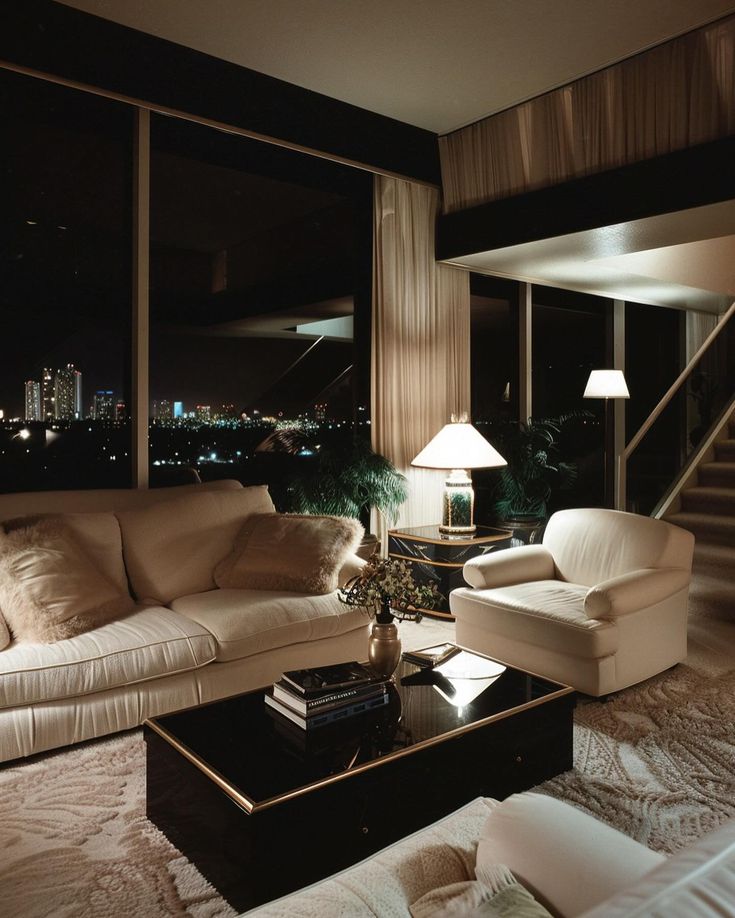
[450,508,695,696]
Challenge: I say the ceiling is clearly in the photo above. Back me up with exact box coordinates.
[56,0,735,134]
[55,0,735,314]
[448,202,735,314]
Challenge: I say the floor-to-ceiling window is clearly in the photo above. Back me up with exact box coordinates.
[469,275,519,524]
[0,69,133,492]
[147,115,372,507]
[531,286,607,510]
[625,301,684,514]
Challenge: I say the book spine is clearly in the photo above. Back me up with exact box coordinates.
[273,682,386,715]
[266,691,389,729]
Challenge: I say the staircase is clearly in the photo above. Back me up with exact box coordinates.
[665,419,735,620]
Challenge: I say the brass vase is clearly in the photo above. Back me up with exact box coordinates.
[368,619,401,679]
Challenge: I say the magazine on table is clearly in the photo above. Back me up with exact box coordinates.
[401,643,460,668]
[281,661,381,697]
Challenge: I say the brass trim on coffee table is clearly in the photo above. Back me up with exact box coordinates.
[144,679,574,816]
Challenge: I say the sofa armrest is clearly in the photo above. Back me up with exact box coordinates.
[463,545,556,589]
[477,792,664,917]
[585,567,691,620]
[337,552,366,589]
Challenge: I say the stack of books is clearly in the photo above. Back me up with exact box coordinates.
[265,661,389,730]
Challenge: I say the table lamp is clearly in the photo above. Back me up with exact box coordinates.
[583,370,629,507]
[411,417,506,536]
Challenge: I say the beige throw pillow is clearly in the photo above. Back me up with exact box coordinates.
[0,611,9,650]
[215,513,364,594]
[0,519,135,644]
[3,511,128,594]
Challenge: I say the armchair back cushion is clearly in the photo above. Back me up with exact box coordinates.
[118,486,275,604]
[543,509,694,587]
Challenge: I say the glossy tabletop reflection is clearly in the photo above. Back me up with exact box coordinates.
[146,649,572,812]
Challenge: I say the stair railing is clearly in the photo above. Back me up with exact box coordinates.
[617,300,735,512]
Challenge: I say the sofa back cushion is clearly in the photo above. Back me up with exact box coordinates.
[0,519,135,643]
[0,478,243,524]
[117,486,275,604]
[543,508,695,587]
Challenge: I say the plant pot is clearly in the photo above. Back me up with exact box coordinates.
[501,515,547,545]
[368,620,401,679]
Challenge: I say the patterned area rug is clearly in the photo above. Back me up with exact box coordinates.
[1,615,733,916]
[539,663,735,853]
[0,729,235,918]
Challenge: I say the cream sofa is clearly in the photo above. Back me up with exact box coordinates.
[450,508,695,696]
[245,791,735,917]
[0,480,369,763]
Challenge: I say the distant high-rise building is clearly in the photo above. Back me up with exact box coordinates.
[314,402,327,422]
[115,400,126,421]
[153,399,172,420]
[41,367,54,420]
[24,380,41,421]
[54,364,82,420]
[195,405,211,423]
[93,390,115,422]
[173,401,183,418]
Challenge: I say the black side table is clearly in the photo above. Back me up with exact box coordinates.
[387,524,513,620]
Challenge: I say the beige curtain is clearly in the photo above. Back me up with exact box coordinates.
[371,176,470,547]
[686,310,719,363]
[440,14,735,212]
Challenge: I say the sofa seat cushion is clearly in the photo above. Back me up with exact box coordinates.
[450,581,618,660]
[0,606,216,709]
[171,589,368,663]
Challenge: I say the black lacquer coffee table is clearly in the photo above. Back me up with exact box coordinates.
[144,647,574,911]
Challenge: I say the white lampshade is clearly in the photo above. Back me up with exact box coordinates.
[583,370,630,399]
[411,422,506,470]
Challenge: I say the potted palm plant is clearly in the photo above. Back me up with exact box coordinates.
[256,428,407,555]
[491,415,581,541]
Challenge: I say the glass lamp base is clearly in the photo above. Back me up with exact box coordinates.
[441,470,475,534]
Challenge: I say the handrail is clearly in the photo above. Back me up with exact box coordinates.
[616,299,735,510]
[623,300,735,460]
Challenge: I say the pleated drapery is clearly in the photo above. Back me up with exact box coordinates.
[440,14,735,213]
[371,176,470,545]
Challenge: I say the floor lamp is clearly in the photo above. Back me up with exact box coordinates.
[583,370,629,509]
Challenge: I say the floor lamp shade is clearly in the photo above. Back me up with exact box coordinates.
[411,422,506,535]
[583,370,630,399]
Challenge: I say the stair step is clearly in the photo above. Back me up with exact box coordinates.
[714,439,735,461]
[681,486,735,514]
[665,510,735,545]
[699,462,735,487]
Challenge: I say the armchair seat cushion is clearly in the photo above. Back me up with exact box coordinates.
[171,588,368,663]
[451,582,618,659]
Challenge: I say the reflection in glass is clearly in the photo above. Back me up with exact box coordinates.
[148,115,371,498]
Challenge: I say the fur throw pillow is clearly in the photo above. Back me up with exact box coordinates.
[0,518,135,643]
[215,513,364,595]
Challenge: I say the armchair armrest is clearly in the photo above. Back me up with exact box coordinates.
[585,567,691,619]
[463,545,556,590]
